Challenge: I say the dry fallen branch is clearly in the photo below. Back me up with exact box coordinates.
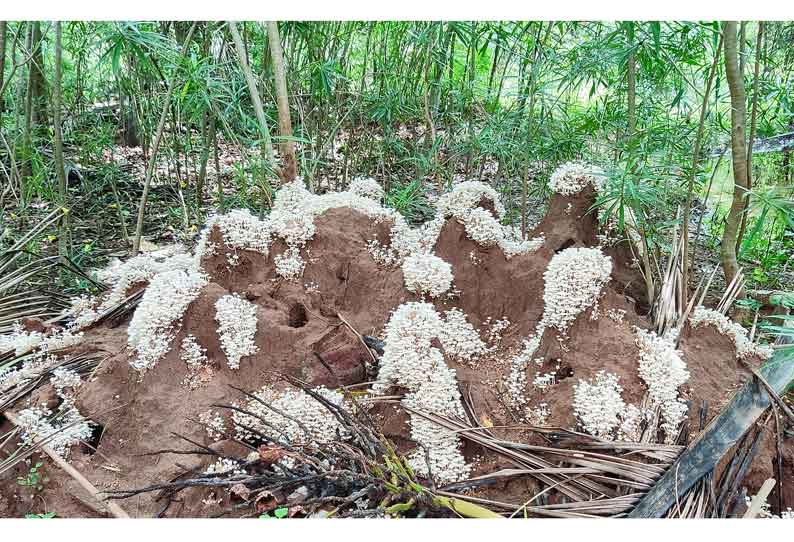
[3,410,131,518]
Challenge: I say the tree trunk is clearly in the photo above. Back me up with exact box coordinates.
[0,22,7,113]
[720,21,748,292]
[228,20,278,190]
[195,23,212,206]
[428,24,448,117]
[119,89,141,147]
[739,22,747,79]
[197,109,211,205]
[213,119,222,207]
[53,21,69,260]
[736,22,765,254]
[266,21,297,182]
[21,23,33,193]
[521,22,551,239]
[132,23,197,256]
[627,33,636,143]
[29,22,48,130]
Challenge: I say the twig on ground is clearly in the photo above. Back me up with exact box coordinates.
[3,410,131,518]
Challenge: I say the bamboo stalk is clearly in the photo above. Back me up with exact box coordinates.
[132,22,197,256]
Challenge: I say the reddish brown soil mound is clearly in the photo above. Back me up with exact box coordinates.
[1,187,786,518]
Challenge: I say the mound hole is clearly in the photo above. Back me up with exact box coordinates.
[554,238,576,253]
[287,302,308,328]
[82,422,105,455]
[557,365,574,380]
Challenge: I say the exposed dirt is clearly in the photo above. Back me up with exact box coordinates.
[1,186,789,518]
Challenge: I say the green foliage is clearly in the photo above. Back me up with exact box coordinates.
[17,461,49,491]
[384,179,431,223]
[25,512,57,519]
[760,315,794,355]
[259,506,288,519]
[2,19,793,298]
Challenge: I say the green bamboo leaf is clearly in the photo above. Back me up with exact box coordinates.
[650,22,661,51]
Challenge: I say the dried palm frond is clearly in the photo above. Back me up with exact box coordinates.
[409,409,682,517]
[652,220,724,340]
[0,393,102,478]
[1,408,131,518]
[0,350,104,411]
[0,208,64,265]
[1,205,108,326]
[664,412,770,518]
[1,252,106,335]
[632,340,794,518]
[86,289,143,330]
[0,290,68,333]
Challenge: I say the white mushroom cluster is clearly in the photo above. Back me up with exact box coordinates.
[548,161,606,196]
[127,268,208,371]
[401,253,453,298]
[273,247,306,279]
[50,367,82,399]
[573,327,689,443]
[15,402,93,458]
[434,181,545,259]
[541,247,613,335]
[573,370,627,439]
[204,457,245,476]
[570,327,689,443]
[95,245,195,313]
[66,294,100,329]
[572,370,645,442]
[193,179,540,298]
[198,409,226,442]
[195,179,429,280]
[180,334,208,370]
[634,327,690,443]
[435,180,507,219]
[0,328,84,395]
[505,336,541,409]
[689,306,773,360]
[180,334,211,389]
[438,308,488,364]
[0,323,80,358]
[195,209,272,267]
[366,239,401,267]
[232,385,347,445]
[0,324,46,356]
[504,247,612,411]
[348,177,385,201]
[214,294,259,370]
[374,302,472,483]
